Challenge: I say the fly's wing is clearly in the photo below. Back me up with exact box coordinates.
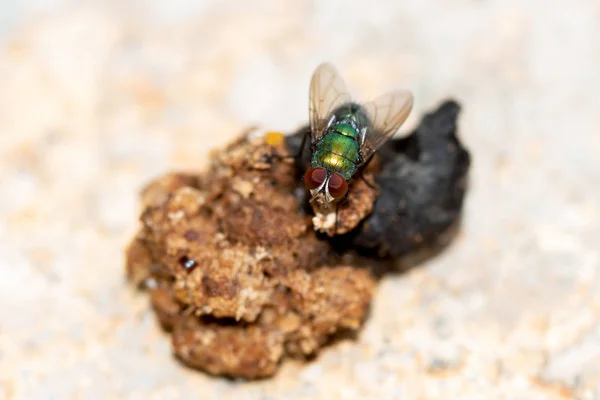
[309,63,352,143]
[359,90,414,162]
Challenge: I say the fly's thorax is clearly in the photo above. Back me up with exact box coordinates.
[332,103,371,132]
[332,122,359,139]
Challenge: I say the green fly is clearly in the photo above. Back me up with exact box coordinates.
[302,62,414,212]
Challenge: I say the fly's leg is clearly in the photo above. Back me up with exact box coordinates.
[359,126,367,147]
[272,129,311,186]
[277,128,309,162]
[284,113,335,161]
[333,201,340,236]
[357,154,378,190]
[293,128,309,160]
[357,170,377,190]
[277,114,335,162]
[326,114,337,130]
[332,191,350,236]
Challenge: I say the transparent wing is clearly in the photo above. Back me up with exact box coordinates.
[309,63,352,143]
[360,90,414,162]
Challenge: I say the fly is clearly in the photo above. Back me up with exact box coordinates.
[298,62,414,228]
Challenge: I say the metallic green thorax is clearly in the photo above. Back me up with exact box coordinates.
[311,105,369,181]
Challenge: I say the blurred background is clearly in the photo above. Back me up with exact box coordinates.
[1,1,599,399]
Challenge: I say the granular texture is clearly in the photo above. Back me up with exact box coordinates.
[126,134,377,379]
[126,99,470,379]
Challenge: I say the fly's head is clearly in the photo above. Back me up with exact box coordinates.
[303,167,348,210]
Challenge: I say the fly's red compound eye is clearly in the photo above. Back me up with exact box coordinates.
[304,167,328,190]
[328,173,348,199]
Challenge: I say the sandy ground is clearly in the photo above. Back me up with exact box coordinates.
[1,1,599,399]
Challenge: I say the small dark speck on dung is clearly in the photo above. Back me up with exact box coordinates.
[179,256,197,271]
[261,152,275,164]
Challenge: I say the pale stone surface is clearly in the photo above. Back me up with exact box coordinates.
[1,1,599,399]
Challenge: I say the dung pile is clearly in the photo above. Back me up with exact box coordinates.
[125,100,470,379]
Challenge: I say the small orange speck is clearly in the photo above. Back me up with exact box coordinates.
[264,131,285,147]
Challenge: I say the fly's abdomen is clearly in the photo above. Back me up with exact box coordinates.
[312,133,360,180]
